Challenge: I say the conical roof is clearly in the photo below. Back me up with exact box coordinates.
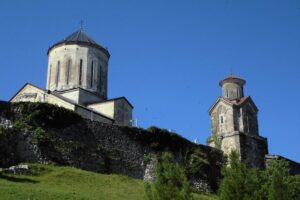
[62,29,99,44]
[48,29,110,57]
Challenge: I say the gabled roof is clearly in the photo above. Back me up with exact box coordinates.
[47,29,110,57]
[104,97,134,108]
[9,83,46,102]
[208,97,233,114]
[49,91,114,121]
[240,96,258,112]
[88,96,134,108]
[208,96,258,114]
[10,83,114,122]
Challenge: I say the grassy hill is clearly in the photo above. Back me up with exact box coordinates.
[0,164,218,200]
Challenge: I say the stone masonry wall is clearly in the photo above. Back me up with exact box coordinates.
[240,133,268,168]
[0,101,223,192]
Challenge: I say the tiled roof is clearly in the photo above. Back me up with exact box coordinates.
[224,96,249,106]
[48,29,110,57]
[219,74,246,86]
[223,74,239,80]
[209,96,258,114]
[59,29,98,45]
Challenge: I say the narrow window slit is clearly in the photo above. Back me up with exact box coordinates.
[79,59,83,85]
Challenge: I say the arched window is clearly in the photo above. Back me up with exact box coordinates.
[66,59,71,85]
[90,61,94,88]
[219,114,225,133]
[55,61,60,87]
[220,115,224,124]
[79,59,83,85]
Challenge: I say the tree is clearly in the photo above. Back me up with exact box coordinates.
[218,151,262,200]
[145,152,193,200]
[219,152,299,200]
[287,174,300,200]
[265,159,292,200]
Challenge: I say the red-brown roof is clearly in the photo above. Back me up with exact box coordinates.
[234,96,248,105]
[219,74,246,86]
[223,74,246,81]
[208,96,258,114]
[224,74,238,79]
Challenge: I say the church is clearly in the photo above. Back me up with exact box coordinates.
[8,28,300,172]
[10,28,133,126]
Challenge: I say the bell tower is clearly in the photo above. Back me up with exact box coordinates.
[207,75,268,168]
[220,75,245,101]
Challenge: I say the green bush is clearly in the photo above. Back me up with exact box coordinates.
[186,148,210,179]
[33,127,48,144]
[12,102,82,128]
[145,152,193,200]
[143,153,154,166]
[120,125,194,152]
[218,152,300,200]
[266,159,291,200]
[287,174,300,200]
[218,151,252,200]
[12,120,32,132]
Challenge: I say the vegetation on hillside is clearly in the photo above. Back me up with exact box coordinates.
[1,101,298,200]
[0,164,216,200]
[0,102,105,171]
[120,125,223,191]
[218,151,300,200]
[0,101,82,128]
[145,152,192,200]
[0,101,224,192]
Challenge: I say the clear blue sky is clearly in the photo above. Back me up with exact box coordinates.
[0,0,299,162]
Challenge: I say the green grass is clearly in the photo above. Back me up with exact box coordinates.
[0,164,218,200]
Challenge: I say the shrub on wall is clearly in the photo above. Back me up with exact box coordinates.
[145,152,193,200]
[12,102,82,128]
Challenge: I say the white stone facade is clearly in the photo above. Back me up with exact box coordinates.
[47,44,108,101]
[11,29,133,126]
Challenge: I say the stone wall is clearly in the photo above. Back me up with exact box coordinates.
[0,101,223,192]
[113,98,133,126]
[240,133,268,168]
[265,155,300,175]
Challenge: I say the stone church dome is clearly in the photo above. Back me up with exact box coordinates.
[47,29,110,57]
[46,28,110,100]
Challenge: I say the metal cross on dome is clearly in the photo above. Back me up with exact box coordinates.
[80,20,84,30]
